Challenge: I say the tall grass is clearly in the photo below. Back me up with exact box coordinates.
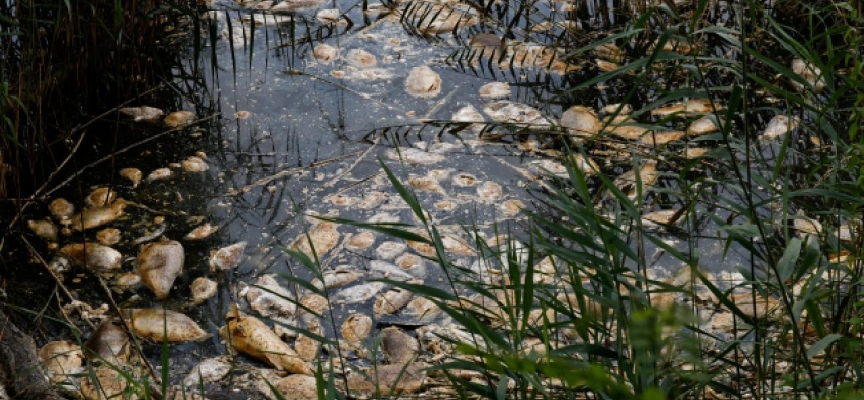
[329,0,864,398]
[0,0,190,200]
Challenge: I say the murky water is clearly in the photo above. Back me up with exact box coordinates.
[5,0,790,396]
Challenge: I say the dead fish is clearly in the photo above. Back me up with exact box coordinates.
[403,296,440,322]
[346,231,376,250]
[761,115,798,140]
[113,272,141,293]
[357,191,387,209]
[290,221,339,258]
[386,147,445,165]
[119,106,164,121]
[184,223,219,240]
[241,275,296,318]
[164,110,195,127]
[407,175,444,194]
[312,44,338,64]
[294,319,322,361]
[479,82,510,99]
[381,326,419,364]
[316,8,340,23]
[27,219,58,241]
[794,211,822,236]
[500,199,524,217]
[791,58,825,91]
[452,172,477,187]
[125,308,210,342]
[484,101,550,126]
[119,168,143,187]
[209,241,247,271]
[560,105,601,137]
[376,241,408,260]
[374,286,414,316]
[369,260,414,281]
[451,105,486,134]
[96,228,122,246]
[146,167,174,183]
[394,253,426,277]
[311,268,362,290]
[602,103,632,115]
[49,198,75,220]
[469,33,503,57]
[346,49,377,68]
[182,357,232,388]
[687,116,721,136]
[404,66,441,98]
[182,156,209,173]
[641,131,685,146]
[346,363,426,397]
[341,313,373,349]
[334,282,386,304]
[191,277,218,304]
[80,366,136,400]
[84,187,117,208]
[476,181,503,203]
[594,42,623,63]
[612,160,659,201]
[219,305,313,375]
[138,240,184,299]
[132,223,167,245]
[39,341,85,384]
[69,200,127,231]
[641,209,684,227]
[84,320,130,365]
[257,373,318,400]
[60,242,123,272]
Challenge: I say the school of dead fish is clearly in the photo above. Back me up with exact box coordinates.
[23,0,850,398]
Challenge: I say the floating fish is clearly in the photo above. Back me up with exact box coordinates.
[219,305,312,375]
[60,242,123,272]
[125,308,210,342]
[138,240,184,299]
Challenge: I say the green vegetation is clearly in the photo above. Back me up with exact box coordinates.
[3,0,864,398]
